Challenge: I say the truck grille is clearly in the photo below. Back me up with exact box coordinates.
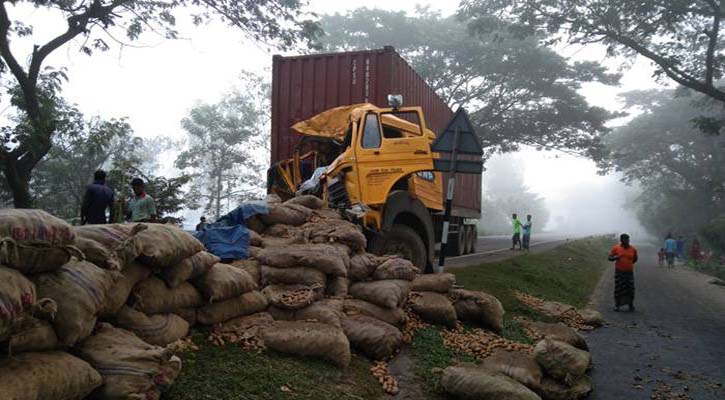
[328,176,350,209]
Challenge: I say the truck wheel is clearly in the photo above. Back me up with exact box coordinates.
[370,224,427,270]
[469,226,478,253]
[445,229,465,257]
[463,226,472,255]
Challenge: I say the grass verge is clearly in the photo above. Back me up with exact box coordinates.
[409,236,612,395]
[164,333,382,400]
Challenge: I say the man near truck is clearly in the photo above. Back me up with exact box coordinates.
[511,213,523,250]
[81,169,115,224]
[522,215,533,251]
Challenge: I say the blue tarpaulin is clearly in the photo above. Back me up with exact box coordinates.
[194,201,268,261]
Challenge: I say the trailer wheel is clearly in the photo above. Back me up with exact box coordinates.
[463,226,472,255]
[370,224,427,270]
[445,229,465,257]
[469,225,478,253]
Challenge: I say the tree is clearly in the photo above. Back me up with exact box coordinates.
[317,8,620,161]
[479,154,550,234]
[175,73,269,219]
[0,0,321,208]
[464,0,725,106]
[601,88,725,235]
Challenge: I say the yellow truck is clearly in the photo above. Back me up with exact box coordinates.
[268,100,479,272]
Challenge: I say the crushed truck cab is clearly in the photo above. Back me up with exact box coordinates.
[268,102,478,272]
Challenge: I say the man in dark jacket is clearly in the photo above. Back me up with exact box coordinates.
[81,170,115,224]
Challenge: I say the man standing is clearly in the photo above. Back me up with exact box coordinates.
[608,233,638,312]
[511,213,522,250]
[127,178,158,222]
[676,236,686,261]
[522,215,533,251]
[196,216,208,232]
[664,233,677,268]
[81,170,115,224]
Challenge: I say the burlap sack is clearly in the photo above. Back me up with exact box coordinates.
[116,306,190,346]
[577,308,604,327]
[450,288,505,333]
[539,301,575,319]
[483,349,543,390]
[284,195,324,209]
[298,219,367,251]
[343,299,407,327]
[160,251,220,289]
[262,284,324,310]
[77,323,182,400]
[264,224,300,238]
[249,229,263,246]
[33,260,119,346]
[259,203,312,226]
[536,375,592,400]
[442,364,542,400]
[136,224,205,268]
[7,316,58,354]
[349,280,411,309]
[193,263,258,302]
[0,351,102,400]
[197,290,269,325]
[257,243,349,276]
[248,246,263,259]
[372,258,418,281]
[229,259,262,286]
[409,291,457,328]
[0,265,36,340]
[213,312,274,336]
[533,339,591,384]
[76,237,122,271]
[326,276,349,298]
[261,321,351,367]
[268,299,344,328]
[74,223,147,269]
[411,272,456,293]
[520,320,588,351]
[100,261,151,317]
[0,209,77,273]
[175,307,198,326]
[132,277,203,314]
[261,265,327,286]
[341,314,403,360]
[349,253,389,281]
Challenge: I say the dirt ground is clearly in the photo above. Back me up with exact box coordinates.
[584,244,725,400]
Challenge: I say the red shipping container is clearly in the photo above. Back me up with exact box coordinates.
[270,46,480,218]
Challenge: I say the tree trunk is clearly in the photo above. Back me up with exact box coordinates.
[2,162,33,208]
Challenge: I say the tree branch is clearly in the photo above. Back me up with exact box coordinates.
[705,2,721,86]
[0,2,36,119]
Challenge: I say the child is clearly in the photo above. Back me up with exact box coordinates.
[657,248,665,266]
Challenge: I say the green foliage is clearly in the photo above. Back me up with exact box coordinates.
[464,0,725,105]
[702,215,725,253]
[316,7,619,161]
[601,89,725,236]
[165,333,382,400]
[480,154,549,234]
[175,72,269,219]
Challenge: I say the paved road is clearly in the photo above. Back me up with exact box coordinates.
[442,233,576,268]
[584,245,725,399]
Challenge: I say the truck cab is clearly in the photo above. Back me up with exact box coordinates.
[268,100,478,271]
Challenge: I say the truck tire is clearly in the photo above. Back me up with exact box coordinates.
[445,229,465,257]
[369,224,428,270]
[469,225,478,253]
[463,226,472,255]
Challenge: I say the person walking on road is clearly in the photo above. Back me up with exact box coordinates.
[511,213,522,250]
[522,215,533,251]
[664,234,677,268]
[127,178,158,223]
[608,233,638,312]
[81,170,115,225]
[676,236,686,261]
[657,248,665,267]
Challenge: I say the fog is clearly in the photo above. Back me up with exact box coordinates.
[3,1,670,237]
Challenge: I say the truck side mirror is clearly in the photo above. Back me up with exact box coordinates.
[387,94,403,109]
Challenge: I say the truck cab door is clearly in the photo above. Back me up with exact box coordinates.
[354,110,435,206]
